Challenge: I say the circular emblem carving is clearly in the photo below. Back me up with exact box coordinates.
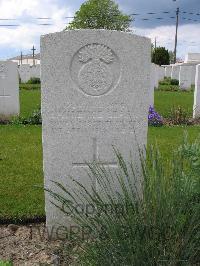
[70,43,121,96]
[0,64,6,79]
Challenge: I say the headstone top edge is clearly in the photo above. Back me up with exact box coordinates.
[41,29,151,43]
[0,61,18,66]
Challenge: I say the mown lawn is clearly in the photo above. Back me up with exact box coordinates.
[154,91,194,118]
[20,89,41,118]
[0,125,44,220]
[0,88,199,220]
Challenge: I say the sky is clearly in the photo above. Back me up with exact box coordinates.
[0,0,199,60]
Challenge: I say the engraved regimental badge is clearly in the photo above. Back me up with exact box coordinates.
[71,43,121,96]
[0,64,6,79]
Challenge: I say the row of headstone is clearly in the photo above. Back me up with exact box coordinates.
[18,64,40,82]
[0,61,19,119]
[149,64,166,106]
[164,63,197,90]
[162,63,200,118]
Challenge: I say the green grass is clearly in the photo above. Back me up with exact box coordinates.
[148,126,200,158]
[154,91,194,118]
[0,261,12,266]
[0,125,44,220]
[20,89,41,118]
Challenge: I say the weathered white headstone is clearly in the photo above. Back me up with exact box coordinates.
[158,66,165,81]
[150,63,156,106]
[18,64,40,82]
[171,65,180,80]
[179,65,193,90]
[153,64,159,89]
[165,65,172,78]
[41,30,151,234]
[193,64,200,118]
[0,61,19,118]
[191,65,196,85]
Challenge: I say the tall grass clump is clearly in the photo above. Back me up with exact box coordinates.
[47,135,200,265]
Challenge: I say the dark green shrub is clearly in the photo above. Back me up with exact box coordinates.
[27,77,41,84]
[158,84,180,92]
[24,108,42,124]
[159,77,171,85]
[12,108,42,125]
[170,79,179,85]
[20,83,40,90]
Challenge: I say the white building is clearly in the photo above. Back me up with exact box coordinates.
[8,53,40,66]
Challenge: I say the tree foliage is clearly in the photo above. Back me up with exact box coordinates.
[152,47,170,66]
[67,0,132,31]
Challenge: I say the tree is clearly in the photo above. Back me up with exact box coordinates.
[67,0,132,31]
[152,47,170,66]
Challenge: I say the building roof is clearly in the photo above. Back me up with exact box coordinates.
[8,53,40,60]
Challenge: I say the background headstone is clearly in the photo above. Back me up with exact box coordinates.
[18,64,40,82]
[171,65,180,80]
[41,30,151,234]
[150,63,155,106]
[154,64,159,89]
[191,65,196,85]
[0,61,19,118]
[165,65,172,78]
[158,66,165,81]
[193,64,200,118]
[179,65,193,90]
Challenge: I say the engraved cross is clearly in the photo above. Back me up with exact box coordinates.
[72,138,117,168]
[0,88,10,98]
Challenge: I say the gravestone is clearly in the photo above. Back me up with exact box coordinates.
[150,64,156,106]
[171,65,180,80]
[193,64,200,118]
[18,64,40,82]
[165,65,172,78]
[191,65,196,85]
[153,64,159,89]
[0,61,19,118]
[41,30,151,234]
[179,65,193,90]
[158,66,165,81]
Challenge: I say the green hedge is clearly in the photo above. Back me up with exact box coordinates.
[19,83,40,90]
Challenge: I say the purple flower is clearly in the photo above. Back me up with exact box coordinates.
[148,106,163,127]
